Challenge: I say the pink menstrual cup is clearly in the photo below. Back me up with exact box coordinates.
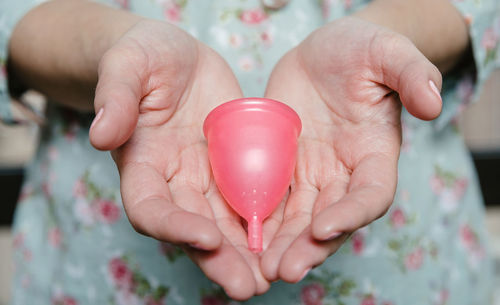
[203,98,302,253]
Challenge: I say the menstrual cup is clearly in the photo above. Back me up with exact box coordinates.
[203,98,301,253]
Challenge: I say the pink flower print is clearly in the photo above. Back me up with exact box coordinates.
[72,179,87,199]
[52,295,78,305]
[344,0,352,10]
[1,62,6,78]
[201,296,227,305]
[109,257,134,291]
[42,181,52,198]
[164,3,181,23]
[63,298,78,305]
[260,29,274,47]
[74,198,95,226]
[93,199,121,224]
[229,33,243,48]
[48,227,62,248]
[352,231,364,255]
[321,0,332,19]
[460,224,477,250]
[239,8,268,25]
[460,225,486,266]
[114,0,129,9]
[453,178,468,199]
[436,289,449,305]
[18,184,34,202]
[481,27,498,51]
[457,76,474,106]
[300,283,325,305]
[23,249,33,261]
[360,295,376,305]
[12,232,24,249]
[430,175,445,194]
[390,207,406,229]
[64,122,79,141]
[404,247,424,271]
[238,56,255,72]
[52,296,78,305]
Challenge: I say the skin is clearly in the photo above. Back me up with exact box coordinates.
[7,0,469,300]
[259,0,469,284]
[261,17,442,282]
[91,21,272,299]
[10,1,270,300]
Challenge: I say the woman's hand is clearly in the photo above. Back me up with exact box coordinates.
[260,17,443,283]
[89,20,269,300]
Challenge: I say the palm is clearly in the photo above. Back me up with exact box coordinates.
[260,17,442,282]
[90,20,268,299]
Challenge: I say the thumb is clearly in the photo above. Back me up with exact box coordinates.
[89,52,142,151]
[380,36,443,121]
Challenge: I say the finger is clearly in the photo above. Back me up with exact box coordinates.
[311,178,349,218]
[170,184,214,219]
[261,192,287,251]
[378,34,442,120]
[120,161,222,249]
[312,153,397,240]
[217,218,270,294]
[184,241,257,301]
[277,226,349,283]
[260,185,318,281]
[90,49,144,150]
[206,186,271,295]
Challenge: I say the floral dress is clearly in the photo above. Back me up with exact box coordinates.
[1,0,499,304]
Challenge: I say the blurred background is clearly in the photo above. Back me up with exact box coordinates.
[0,72,499,304]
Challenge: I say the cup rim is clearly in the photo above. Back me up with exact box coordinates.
[203,97,302,138]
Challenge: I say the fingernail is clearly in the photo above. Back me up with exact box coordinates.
[90,108,104,130]
[325,231,342,241]
[429,80,441,101]
[188,242,210,251]
[299,267,311,281]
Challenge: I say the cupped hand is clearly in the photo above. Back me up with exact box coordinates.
[88,20,269,300]
[261,17,442,282]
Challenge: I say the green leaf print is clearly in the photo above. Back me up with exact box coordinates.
[153,285,169,301]
[134,275,152,297]
[338,279,356,296]
[484,47,498,66]
[176,0,188,7]
[388,239,401,251]
[301,270,356,304]
[434,165,462,187]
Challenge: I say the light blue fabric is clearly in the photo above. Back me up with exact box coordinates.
[0,0,45,122]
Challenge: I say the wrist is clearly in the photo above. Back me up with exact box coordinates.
[77,4,145,84]
[8,0,146,110]
[352,0,469,72]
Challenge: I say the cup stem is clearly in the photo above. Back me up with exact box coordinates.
[248,216,263,253]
